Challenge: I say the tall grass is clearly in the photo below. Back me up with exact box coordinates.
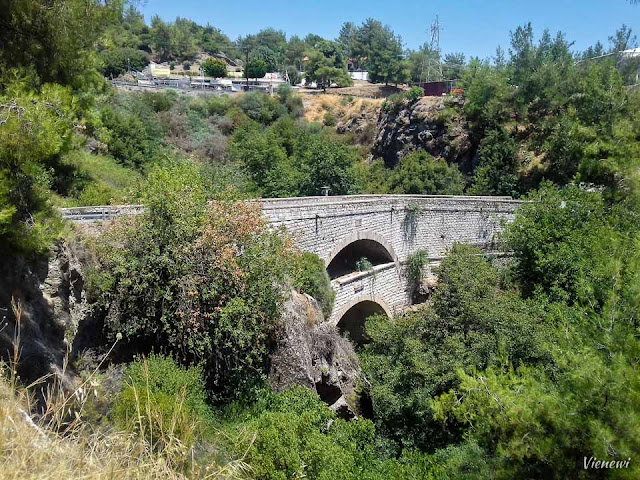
[0,299,250,480]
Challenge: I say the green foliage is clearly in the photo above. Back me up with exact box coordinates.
[323,111,337,127]
[292,252,335,319]
[387,152,464,195]
[339,19,408,85]
[229,118,359,197]
[504,183,625,305]
[0,83,74,254]
[246,59,267,80]
[99,47,150,77]
[361,244,550,452]
[0,0,122,87]
[113,354,213,449]
[304,41,352,89]
[236,91,287,124]
[355,257,374,272]
[469,128,520,196]
[462,59,511,131]
[94,162,295,402]
[222,386,442,480]
[277,83,303,117]
[406,249,428,292]
[59,151,142,206]
[404,86,424,102]
[201,57,227,78]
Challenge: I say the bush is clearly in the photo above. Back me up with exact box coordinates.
[237,91,287,124]
[361,244,550,452]
[405,86,424,102]
[95,163,296,402]
[406,249,428,292]
[223,386,385,480]
[355,257,373,272]
[469,127,519,196]
[113,355,213,450]
[323,111,337,127]
[293,252,335,319]
[388,152,464,195]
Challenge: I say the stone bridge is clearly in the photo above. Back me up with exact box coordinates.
[62,194,521,341]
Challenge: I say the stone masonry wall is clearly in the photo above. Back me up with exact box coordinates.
[261,194,521,324]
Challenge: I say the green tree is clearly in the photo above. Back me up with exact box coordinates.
[201,57,227,77]
[304,40,352,90]
[387,152,464,195]
[99,47,150,77]
[365,22,406,85]
[245,59,267,80]
[0,84,73,254]
[149,15,173,62]
[0,0,122,86]
[469,128,519,196]
[292,252,335,318]
[297,134,358,196]
[361,244,549,452]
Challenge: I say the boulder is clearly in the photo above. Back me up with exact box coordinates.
[269,290,361,418]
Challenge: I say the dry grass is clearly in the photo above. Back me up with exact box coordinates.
[0,299,250,480]
[302,94,383,124]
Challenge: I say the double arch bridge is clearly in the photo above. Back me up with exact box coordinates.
[62,194,521,341]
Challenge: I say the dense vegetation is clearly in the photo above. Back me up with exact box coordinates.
[1,0,640,478]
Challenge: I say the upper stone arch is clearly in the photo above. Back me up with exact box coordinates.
[325,231,398,280]
[325,231,398,266]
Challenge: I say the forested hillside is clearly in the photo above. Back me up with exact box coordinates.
[1,1,640,479]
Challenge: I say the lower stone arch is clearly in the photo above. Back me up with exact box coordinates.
[332,295,392,345]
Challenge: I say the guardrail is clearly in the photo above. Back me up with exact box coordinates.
[61,205,144,223]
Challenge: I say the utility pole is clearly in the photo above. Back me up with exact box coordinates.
[244,47,250,90]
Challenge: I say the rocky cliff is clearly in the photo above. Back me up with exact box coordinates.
[0,241,92,389]
[371,96,472,170]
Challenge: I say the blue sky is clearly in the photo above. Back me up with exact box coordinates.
[138,0,639,58]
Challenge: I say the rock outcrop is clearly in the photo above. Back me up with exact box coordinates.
[371,96,472,170]
[269,290,361,418]
[0,241,90,389]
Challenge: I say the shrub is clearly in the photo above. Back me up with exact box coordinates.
[388,152,464,195]
[224,386,383,480]
[405,86,424,102]
[361,244,550,452]
[406,249,428,292]
[113,355,213,450]
[355,257,373,272]
[237,91,287,124]
[293,252,335,318]
[323,111,337,126]
[95,163,296,402]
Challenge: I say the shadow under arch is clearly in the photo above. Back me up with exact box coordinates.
[325,231,398,280]
[333,295,392,345]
